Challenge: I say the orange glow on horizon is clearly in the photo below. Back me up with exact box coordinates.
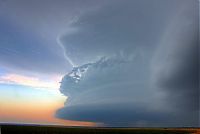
[0,90,96,127]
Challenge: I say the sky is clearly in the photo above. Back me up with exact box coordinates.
[0,0,199,127]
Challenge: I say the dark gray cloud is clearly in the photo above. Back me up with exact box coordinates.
[151,0,199,123]
[56,0,199,127]
[56,56,169,127]
[59,0,181,65]
[57,103,170,127]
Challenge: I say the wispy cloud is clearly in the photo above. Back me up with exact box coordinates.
[0,74,61,90]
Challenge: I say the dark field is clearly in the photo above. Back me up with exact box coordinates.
[1,125,199,134]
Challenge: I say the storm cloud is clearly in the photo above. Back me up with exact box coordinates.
[151,0,199,125]
[56,56,169,127]
[58,0,180,65]
[56,0,199,127]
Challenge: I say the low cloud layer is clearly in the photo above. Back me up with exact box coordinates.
[56,0,199,127]
[56,56,168,127]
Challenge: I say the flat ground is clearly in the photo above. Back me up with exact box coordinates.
[1,125,199,134]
